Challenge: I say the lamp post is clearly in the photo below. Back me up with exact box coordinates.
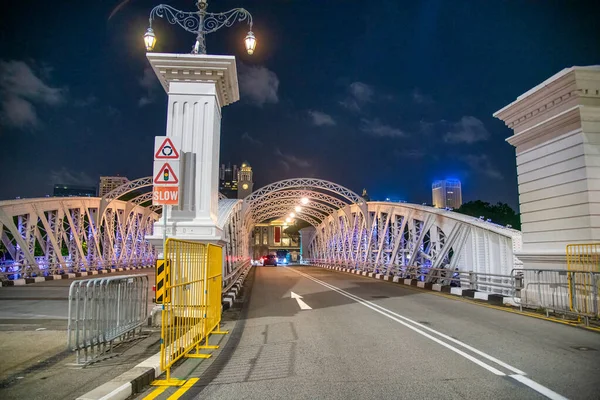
[144,0,256,55]
[143,1,256,248]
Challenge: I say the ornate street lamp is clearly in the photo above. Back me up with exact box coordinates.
[144,0,255,55]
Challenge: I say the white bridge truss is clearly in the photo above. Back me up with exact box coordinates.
[0,176,522,285]
[307,201,522,279]
[0,177,249,283]
[0,196,158,277]
[243,178,522,282]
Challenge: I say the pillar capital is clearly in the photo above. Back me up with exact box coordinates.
[494,65,600,267]
[146,53,239,107]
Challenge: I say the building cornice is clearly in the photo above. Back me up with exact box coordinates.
[505,105,581,148]
[146,53,239,107]
[494,66,600,133]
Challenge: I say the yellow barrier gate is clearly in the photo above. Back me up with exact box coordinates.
[153,239,227,386]
[566,243,600,317]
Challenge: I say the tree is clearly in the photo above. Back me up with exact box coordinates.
[454,201,521,230]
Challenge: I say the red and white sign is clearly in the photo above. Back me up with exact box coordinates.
[153,136,181,206]
[153,162,179,185]
[154,136,181,160]
[152,186,179,205]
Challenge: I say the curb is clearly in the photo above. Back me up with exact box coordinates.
[1,266,154,287]
[222,267,252,310]
[76,352,161,400]
[316,265,513,307]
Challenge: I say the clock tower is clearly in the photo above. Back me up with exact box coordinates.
[237,161,254,199]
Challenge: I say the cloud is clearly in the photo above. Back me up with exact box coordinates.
[308,110,336,126]
[444,116,490,144]
[138,96,154,107]
[49,167,96,186]
[74,95,97,107]
[463,154,503,180]
[275,148,311,169]
[340,82,374,111]
[360,118,406,138]
[238,64,279,106]
[241,132,263,146]
[412,88,433,105]
[138,66,160,107]
[1,96,39,129]
[394,149,426,159]
[0,60,65,130]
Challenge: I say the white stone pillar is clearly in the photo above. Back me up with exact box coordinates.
[494,66,600,270]
[145,53,239,250]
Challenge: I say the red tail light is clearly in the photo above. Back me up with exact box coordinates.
[152,285,156,292]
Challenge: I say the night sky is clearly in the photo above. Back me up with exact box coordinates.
[1,1,598,210]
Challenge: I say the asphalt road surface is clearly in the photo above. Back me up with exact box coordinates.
[137,265,600,400]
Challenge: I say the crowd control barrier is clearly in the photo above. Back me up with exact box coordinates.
[67,274,149,365]
[154,239,227,386]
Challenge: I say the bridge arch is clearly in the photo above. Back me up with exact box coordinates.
[307,201,522,291]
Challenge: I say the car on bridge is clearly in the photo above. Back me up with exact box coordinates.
[263,254,278,266]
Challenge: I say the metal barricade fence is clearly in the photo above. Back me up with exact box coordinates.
[566,243,600,316]
[155,239,227,387]
[67,274,149,365]
[512,268,600,320]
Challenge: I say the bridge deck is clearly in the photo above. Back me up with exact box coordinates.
[135,265,600,400]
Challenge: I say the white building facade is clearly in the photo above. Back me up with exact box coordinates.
[494,65,600,270]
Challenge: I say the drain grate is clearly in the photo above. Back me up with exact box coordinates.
[572,346,597,351]
[371,295,389,299]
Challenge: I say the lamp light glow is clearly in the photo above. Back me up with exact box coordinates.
[144,28,156,51]
[245,31,257,55]
[300,197,309,205]
[295,206,302,212]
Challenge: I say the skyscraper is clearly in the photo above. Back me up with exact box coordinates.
[432,179,462,209]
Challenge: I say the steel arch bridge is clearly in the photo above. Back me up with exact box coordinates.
[1,177,522,293]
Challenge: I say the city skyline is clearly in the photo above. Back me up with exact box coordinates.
[1,1,599,210]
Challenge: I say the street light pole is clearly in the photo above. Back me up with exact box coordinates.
[144,0,256,55]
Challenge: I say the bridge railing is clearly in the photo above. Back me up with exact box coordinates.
[223,258,251,293]
[306,259,516,295]
[67,274,149,365]
[306,259,600,323]
[0,258,155,280]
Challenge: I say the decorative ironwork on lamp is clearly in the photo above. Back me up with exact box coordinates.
[144,0,256,55]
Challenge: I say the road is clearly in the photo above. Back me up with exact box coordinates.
[138,265,600,400]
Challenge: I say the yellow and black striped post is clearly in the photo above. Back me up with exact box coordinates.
[155,259,170,304]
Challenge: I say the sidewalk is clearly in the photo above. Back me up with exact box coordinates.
[0,322,161,400]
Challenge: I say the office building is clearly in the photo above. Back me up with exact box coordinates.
[219,162,240,199]
[99,176,129,197]
[432,179,462,209]
[53,184,97,197]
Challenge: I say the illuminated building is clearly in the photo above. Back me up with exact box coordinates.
[432,179,462,209]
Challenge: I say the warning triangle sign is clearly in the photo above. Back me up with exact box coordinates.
[154,163,179,185]
[155,138,180,159]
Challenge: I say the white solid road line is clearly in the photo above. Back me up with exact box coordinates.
[291,291,312,310]
[287,267,569,400]
[510,375,568,400]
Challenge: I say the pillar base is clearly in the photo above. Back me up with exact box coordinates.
[515,250,567,270]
